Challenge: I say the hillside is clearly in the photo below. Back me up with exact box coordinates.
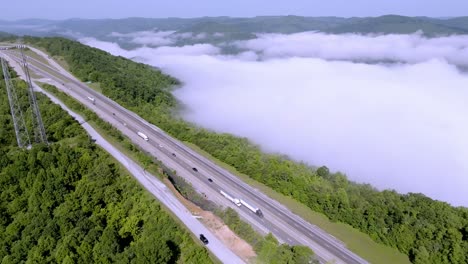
[329,15,468,35]
[438,16,468,31]
[0,63,212,263]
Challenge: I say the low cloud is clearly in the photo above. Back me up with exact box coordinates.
[109,30,176,46]
[82,33,468,207]
[83,37,220,58]
[108,30,224,47]
[237,32,468,66]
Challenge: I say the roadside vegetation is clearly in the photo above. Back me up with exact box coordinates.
[0,66,213,263]
[25,36,468,263]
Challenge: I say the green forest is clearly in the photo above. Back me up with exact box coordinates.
[0,66,212,263]
[25,36,468,263]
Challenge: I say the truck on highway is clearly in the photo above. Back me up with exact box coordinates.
[220,190,241,207]
[137,131,149,141]
[240,199,263,217]
[87,96,95,105]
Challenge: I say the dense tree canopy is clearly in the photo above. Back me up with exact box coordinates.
[0,68,212,263]
[26,36,468,263]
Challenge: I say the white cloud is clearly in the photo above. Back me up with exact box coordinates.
[108,30,220,46]
[237,32,468,66]
[194,32,208,39]
[109,30,176,46]
[81,34,468,207]
[79,37,130,57]
[173,32,194,39]
[213,32,225,38]
[82,37,220,58]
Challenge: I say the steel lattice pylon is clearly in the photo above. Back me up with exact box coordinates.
[1,57,31,148]
[19,46,48,145]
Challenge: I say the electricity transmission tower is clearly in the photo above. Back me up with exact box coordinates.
[0,44,48,148]
[19,46,48,145]
[1,57,31,148]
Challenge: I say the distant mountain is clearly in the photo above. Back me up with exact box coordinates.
[329,15,468,35]
[1,15,467,41]
[172,15,468,36]
[176,16,346,34]
[437,16,468,31]
[0,31,14,39]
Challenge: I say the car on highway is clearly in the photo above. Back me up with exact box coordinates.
[192,167,198,172]
[208,178,213,183]
[199,234,209,245]
[172,153,176,157]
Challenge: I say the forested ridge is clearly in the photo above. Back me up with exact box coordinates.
[0,66,212,263]
[26,36,468,263]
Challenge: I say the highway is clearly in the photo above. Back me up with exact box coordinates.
[2,47,369,264]
[1,50,246,264]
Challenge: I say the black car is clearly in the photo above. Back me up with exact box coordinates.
[192,167,198,172]
[199,234,209,245]
[172,153,176,157]
[208,178,213,183]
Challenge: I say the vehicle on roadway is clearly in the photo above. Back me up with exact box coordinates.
[137,131,149,141]
[172,153,176,157]
[208,178,213,183]
[240,199,263,217]
[199,234,209,245]
[87,96,95,105]
[219,190,242,206]
[192,167,198,172]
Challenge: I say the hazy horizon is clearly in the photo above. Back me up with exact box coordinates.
[2,0,468,20]
[0,14,467,22]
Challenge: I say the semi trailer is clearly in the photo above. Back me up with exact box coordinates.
[137,131,149,141]
[240,199,263,217]
[220,190,241,206]
[87,96,95,105]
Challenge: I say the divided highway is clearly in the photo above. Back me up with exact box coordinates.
[2,48,368,264]
[1,49,246,264]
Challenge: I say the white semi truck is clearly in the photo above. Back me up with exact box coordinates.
[87,96,95,105]
[137,131,149,141]
[220,190,241,206]
[240,199,263,217]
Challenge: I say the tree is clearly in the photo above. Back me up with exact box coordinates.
[410,246,430,264]
[316,166,330,178]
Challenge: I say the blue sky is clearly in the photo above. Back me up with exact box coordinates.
[3,0,468,20]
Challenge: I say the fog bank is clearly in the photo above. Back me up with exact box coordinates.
[237,32,468,65]
[82,33,468,206]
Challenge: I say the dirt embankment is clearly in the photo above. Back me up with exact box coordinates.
[163,178,256,263]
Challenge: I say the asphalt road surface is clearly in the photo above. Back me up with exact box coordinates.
[1,48,369,264]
